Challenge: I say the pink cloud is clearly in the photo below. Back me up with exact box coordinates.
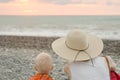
[0,0,120,15]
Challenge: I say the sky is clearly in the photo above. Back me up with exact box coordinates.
[0,0,120,15]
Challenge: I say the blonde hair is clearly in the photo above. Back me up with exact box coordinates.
[35,52,53,73]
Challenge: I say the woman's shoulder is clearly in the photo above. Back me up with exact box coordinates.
[100,56,116,71]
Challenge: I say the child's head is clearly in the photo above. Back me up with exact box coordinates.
[34,52,53,74]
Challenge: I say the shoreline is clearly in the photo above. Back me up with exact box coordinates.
[0,35,120,49]
[0,29,120,40]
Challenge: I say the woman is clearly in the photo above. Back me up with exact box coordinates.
[51,29,116,80]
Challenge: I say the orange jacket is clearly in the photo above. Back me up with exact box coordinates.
[29,73,53,80]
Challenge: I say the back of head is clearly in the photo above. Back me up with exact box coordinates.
[35,52,53,73]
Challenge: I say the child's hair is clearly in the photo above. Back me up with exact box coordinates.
[34,52,53,73]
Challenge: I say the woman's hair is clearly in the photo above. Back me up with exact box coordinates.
[34,52,53,73]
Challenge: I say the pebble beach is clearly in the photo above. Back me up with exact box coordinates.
[0,35,120,80]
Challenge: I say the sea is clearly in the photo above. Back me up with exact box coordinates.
[0,15,120,39]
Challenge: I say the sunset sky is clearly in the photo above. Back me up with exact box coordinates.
[0,0,120,15]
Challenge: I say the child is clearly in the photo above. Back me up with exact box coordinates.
[29,52,54,80]
[51,29,116,80]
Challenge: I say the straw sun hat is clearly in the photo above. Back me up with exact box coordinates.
[52,29,103,61]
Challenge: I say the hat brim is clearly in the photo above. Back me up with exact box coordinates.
[52,34,103,61]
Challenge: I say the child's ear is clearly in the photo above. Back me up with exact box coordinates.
[50,64,55,70]
[34,66,38,71]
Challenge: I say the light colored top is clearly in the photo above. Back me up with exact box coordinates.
[69,57,110,80]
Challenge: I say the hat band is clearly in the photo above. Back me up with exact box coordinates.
[73,50,94,66]
[65,41,94,66]
[65,41,89,51]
